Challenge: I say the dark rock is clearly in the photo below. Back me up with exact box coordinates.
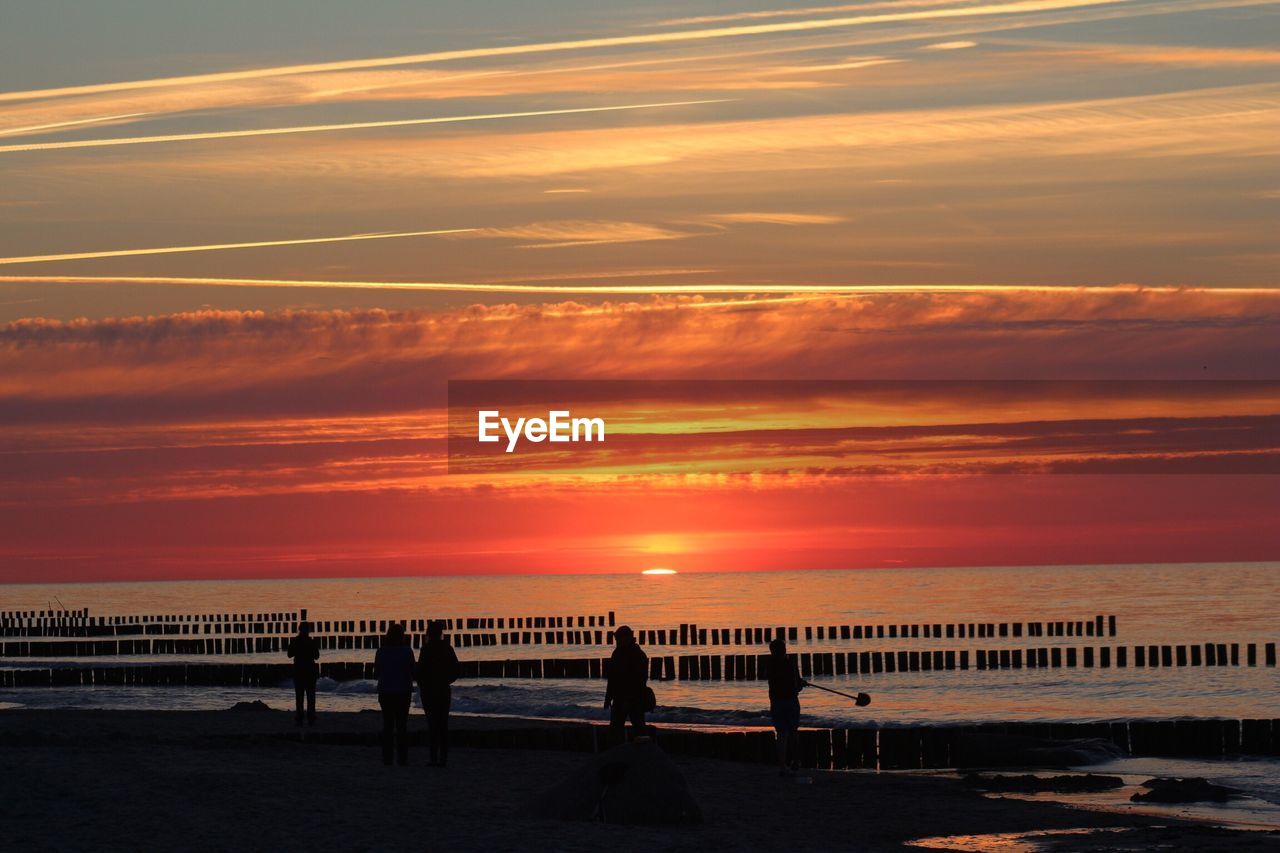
[1130,777,1242,803]
[227,700,273,713]
[966,773,1125,793]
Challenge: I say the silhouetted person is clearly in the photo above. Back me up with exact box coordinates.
[767,637,805,774]
[287,622,320,726]
[604,625,649,741]
[375,623,415,766]
[416,620,461,767]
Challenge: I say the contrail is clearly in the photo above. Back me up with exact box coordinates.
[0,113,151,137]
[0,0,1205,103]
[1,274,1273,295]
[0,100,731,154]
[0,229,477,266]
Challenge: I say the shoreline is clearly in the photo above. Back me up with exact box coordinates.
[3,709,1278,851]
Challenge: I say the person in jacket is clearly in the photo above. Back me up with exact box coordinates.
[374,623,416,766]
[767,637,806,774]
[604,625,649,740]
[416,620,461,767]
[286,622,320,726]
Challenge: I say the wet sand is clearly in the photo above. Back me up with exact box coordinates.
[1,709,1276,851]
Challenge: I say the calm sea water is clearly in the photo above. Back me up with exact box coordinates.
[3,563,1278,725]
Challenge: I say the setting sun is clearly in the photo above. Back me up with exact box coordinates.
[641,568,677,575]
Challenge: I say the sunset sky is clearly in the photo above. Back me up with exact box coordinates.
[1,0,1276,582]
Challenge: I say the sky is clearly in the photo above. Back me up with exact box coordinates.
[0,0,1276,582]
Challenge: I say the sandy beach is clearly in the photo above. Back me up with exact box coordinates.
[1,709,1275,852]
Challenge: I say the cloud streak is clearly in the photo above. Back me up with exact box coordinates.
[460,220,700,249]
[0,100,732,154]
[0,229,476,266]
[2,274,1275,295]
[0,0,1223,104]
[653,0,969,27]
[700,212,848,225]
[141,82,1271,183]
[0,112,152,137]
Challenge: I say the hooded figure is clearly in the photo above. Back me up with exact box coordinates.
[416,620,461,766]
[604,625,650,739]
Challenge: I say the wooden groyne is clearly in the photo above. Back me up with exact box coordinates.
[0,610,617,637]
[1,613,1118,652]
[3,641,1273,685]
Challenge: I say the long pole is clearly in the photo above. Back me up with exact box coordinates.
[804,680,871,705]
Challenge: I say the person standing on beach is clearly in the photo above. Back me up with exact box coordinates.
[286,622,320,726]
[416,620,461,767]
[604,625,650,741]
[375,623,415,766]
[767,638,805,775]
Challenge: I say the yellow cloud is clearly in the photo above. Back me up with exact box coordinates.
[0,229,474,266]
[461,220,697,249]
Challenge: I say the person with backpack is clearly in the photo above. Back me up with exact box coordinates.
[604,625,650,741]
[416,620,461,767]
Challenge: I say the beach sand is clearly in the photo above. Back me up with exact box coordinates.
[1,709,1275,851]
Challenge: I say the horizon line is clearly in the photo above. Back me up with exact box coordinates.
[3,558,1276,588]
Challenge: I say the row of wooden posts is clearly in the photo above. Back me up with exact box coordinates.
[294,718,1280,769]
[3,641,1275,687]
[0,610,616,633]
[0,621,1124,658]
[1,616,1118,651]
[0,609,297,627]
[2,633,626,657]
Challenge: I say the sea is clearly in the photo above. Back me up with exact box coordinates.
[4,563,1280,823]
